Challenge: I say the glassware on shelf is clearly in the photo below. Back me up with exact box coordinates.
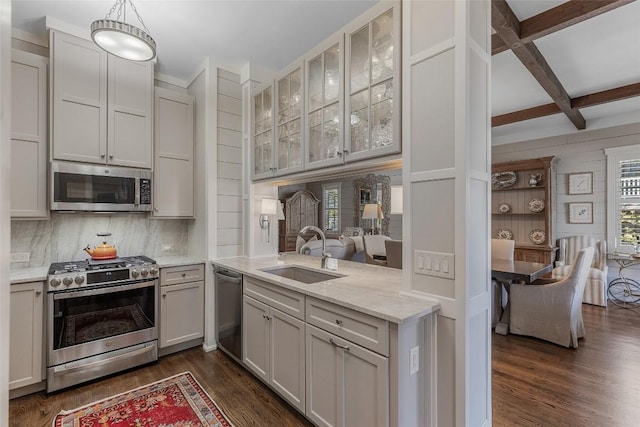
[350,26,369,92]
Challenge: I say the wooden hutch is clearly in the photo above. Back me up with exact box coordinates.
[491,156,558,264]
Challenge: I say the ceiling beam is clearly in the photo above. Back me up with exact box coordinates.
[492,0,586,129]
[492,82,640,127]
[492,0,635,55]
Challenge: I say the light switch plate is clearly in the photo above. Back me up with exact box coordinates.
[414,250,454,279]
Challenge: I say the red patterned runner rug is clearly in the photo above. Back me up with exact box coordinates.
[53,372,234,427]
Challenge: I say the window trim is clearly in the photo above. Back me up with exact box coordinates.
[322,182,341,233]
[605,144,640,253]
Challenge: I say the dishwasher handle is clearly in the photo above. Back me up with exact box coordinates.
[215,269,242,282]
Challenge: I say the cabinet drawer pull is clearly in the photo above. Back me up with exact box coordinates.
[182,273,186,277]
[329,337,350,351]
[335,319,343,326]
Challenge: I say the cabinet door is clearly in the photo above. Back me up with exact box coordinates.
[10,282,44,390]
[243,295,270,382]
[306,325,342,427]
[305,35,345,170]
[343,338,389,427]
[153,87,195,217]
[108,56,153,168]
[345,3,401,162]
[274,64,304,176]
[307,324,389,427]
[270,309,306,412]
[159,281,204,348]
[252,84,275,180]
[51,30,107,164]
[11,50,48,218]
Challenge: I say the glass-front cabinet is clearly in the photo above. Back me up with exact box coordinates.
[252,83,274,180]
[275,63,304,175]
[305,35,344,170]
[345,4,400,162]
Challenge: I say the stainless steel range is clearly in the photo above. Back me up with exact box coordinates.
[46,255,159,392]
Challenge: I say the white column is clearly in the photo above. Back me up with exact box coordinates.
[402,1,491,425]
[0,0,12,421]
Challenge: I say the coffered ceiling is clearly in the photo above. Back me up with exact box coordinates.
[11,0,640,146]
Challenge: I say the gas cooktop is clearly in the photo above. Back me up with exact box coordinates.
[48,255,156,275]
[47,255,158,291]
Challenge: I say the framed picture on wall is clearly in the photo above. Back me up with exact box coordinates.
[569,202,593,224]
[568,172,593,195]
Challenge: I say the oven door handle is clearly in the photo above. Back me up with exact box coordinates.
[52,344,155,374]
[52,280,156,300]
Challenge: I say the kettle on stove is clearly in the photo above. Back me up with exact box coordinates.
[84,232,118,260]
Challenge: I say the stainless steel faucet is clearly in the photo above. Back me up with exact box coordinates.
[300,225,330,269]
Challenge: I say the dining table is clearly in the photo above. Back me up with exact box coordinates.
[491,259,553,335]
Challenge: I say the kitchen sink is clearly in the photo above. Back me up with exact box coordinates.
[259,266,345,284]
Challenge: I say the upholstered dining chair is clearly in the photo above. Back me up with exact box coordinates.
[491,239,515,328]
[385,240,402,269]
[509,246,594,348]
[552,236,608,306]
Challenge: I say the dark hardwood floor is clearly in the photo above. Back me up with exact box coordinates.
[9,304,640,426]
[9,349,312,427]
[493,303,640,426]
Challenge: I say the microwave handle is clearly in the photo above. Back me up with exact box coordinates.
[135,178,140,206]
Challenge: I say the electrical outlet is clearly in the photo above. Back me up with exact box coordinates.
[10,252,30,263]
[410,346,419,376]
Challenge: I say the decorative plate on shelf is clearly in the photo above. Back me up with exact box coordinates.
[491,171,517,189]
[497,228,513,240]
[528,198,545,213]
[498,203,511,213]
[529,229,546,245]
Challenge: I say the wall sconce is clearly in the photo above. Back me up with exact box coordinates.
[260,199,283,243]
[391,185,403,215]
[362,203,384,235]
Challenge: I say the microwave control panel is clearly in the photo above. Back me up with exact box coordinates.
[140,179,152,205]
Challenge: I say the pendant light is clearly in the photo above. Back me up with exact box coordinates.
[91,0,156,62]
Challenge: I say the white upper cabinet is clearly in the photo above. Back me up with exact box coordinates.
[305,35,345,170]
[51,30,153,169]
[108,56,154,168]
[153,87,195,218]
[344,2,400,162]
[11,50,48,218]
[274,63,304,176]
[252,83,275,180]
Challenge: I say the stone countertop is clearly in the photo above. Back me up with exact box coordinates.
[211,254,439,324]
[10,266,49,284]
[154,256,205,268]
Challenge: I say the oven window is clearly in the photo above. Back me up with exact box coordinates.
[52,283,155,350]
[54,172,135,204]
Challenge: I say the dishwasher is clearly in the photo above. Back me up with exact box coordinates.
[214,267,243,364]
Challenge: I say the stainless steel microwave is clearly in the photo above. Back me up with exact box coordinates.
[51,162,152,212]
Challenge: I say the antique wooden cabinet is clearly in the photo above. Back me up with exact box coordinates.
[491,157,558,264]
[281,190,320,252]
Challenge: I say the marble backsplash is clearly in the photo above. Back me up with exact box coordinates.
[11,213,189,267]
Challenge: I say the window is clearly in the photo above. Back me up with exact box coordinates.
[606,145,640,252]
[322,182,341,232]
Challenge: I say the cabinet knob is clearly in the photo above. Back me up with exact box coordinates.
[337,151,343,157]
[35,290,42,296]
[162,293,167,298]
[101,154,106,158]
[182,273,186,277]
[109,155,114,159]
[335,319,343,326]
[343,149,349,154]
